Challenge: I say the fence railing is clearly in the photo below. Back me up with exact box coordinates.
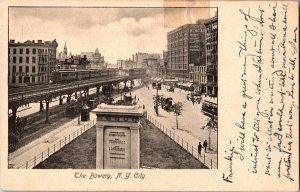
[146,113,217,169]
[15,119,96,169]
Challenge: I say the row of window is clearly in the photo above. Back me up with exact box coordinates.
[9,56,50,64]
[206,43,217,52]
[206,33,218,42]
[207,75,217,82]
[11,65,48,73]
[190,66,206,73]
[9,56,36,64]
[12,66,36,73]
[9,48,37,55]
[11,75,46,84]
[207,54,218,63]
[8,48,50,55]
[190,74,206,83]
[206,23,218,33]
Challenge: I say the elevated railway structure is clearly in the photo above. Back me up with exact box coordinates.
[9,74,145,124]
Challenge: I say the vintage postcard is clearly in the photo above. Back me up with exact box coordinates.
[0,0,298,191]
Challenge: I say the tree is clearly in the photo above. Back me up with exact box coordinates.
[152,94,162,115]
[202,115,217,150]
[173,102,183,129]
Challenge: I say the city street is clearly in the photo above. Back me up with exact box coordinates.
[131,82,218,153]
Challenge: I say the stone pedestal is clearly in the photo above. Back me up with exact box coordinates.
[92,103,143,169]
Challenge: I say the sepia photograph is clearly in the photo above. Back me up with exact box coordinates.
[1,0,298,191]
[8,7,218,170]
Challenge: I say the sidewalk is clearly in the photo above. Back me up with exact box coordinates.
[8,81,142,169]
[146,113,217,169]
[9,114,97,169]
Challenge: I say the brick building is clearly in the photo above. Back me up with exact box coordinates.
[204,16,218,97]
[167,22,206,84]
[8,39,58,86]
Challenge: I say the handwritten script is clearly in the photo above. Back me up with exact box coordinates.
[223,2,298,183]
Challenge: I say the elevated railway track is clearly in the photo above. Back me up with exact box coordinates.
[8,74,145,124]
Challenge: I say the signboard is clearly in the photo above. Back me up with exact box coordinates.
[103,127,131,169]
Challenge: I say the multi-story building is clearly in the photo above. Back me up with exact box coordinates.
[8,39,58,86]
[167,22,206,84]
[204,16,218,97]
[117,59,134,69]
[132,52,161,68]
[80,48,104,69]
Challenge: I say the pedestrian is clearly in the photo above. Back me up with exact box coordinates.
[198,142,202,156]
[203,139,208,153]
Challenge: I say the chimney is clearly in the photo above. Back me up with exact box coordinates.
[9,40,15,43]
[38,40,42,43]
[32,40,35,43]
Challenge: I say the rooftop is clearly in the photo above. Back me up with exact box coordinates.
[91,103,144,116]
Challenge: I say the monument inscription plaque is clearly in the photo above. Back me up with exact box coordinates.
[104,127,131,169]
[92,104,143,169]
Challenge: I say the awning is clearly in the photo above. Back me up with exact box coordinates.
[163,78,179,83]
[153,77,162,81]
[182,82,193,87]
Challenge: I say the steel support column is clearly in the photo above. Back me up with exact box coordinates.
[96,87,100,97]
[11,105,19,127]
[59,95,63,105]
[67,93,72,103]
[45,99,50,124]
[39,100,43,112]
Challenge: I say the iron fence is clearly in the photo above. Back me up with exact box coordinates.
[15,119,96,169]
[146,113,217,169]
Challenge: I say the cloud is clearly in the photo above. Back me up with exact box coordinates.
[9,7,215,64]
[9,7,163,28]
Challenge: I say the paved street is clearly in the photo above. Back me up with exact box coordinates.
[129,81,218,167]
[131,82,218,151]
[9,80,218,169]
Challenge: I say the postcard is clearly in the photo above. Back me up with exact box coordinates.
[0,0,298,191]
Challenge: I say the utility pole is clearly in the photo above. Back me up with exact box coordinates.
[155,60,159,115]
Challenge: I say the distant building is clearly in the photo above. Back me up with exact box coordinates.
[204,16,218,96]
[117,59,134,69]
[132,52,160,68]
[8,39,58,86]
[167,22,206,83]
[58,42,68,60]
[80,48,104,69]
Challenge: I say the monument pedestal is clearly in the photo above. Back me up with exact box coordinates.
[92,104,143,169]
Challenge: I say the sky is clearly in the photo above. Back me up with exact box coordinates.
[9,7,216,64]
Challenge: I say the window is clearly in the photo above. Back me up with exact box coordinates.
[26,66,29,73]
[13,57,16,63]
[32,66,36,73]
[24,76,30,83]
[13,66,16,72]
[19,48,23,54]
[32,57,36,63]
[19,66,22,73]
[12,76,16,83]
[26,57,29,63]
[19,76,22,83]
[13,48,16,54]
[33,48,36,54]
[32,77,35,83]
[8,48,10,54]
[26,48,30,54]
[19,57,23,63]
